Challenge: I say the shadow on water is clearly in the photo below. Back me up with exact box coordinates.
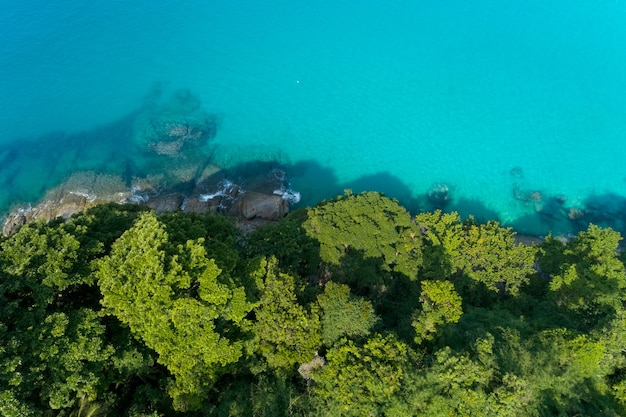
[579,193,626,234]
[215,160,626,238]
[0,113,139,212]
[2,86,626,239]
[450,198,501,225]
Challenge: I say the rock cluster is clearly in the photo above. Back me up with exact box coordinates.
[2,169,293,237]
[2,172,130,236]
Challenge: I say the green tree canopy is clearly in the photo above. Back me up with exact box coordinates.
[316,281,379,346]
[248,257,321,375]
[4,191,626,416]
[311,333,418,416]
[416,211,537,297]
[303,191,423,280]
[547,224,626,328]
[96,212,251,411]
[412,280,463,344]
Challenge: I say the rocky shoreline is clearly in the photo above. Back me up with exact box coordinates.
[2,168,554,249]
[0,88,310,237]
[1,168,295,237]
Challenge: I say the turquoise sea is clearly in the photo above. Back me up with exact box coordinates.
[1,0,626,236]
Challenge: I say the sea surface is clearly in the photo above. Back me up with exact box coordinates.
[1,0,626,236]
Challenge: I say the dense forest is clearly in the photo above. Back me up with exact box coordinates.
[2,191,626,416]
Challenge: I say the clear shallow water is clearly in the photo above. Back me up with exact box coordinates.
[1,0,626,236]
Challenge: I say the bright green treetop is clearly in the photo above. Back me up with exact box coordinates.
[416,211,536,297]
[413,280,463,344]
[249,257,321,375]
[96,212,251,411]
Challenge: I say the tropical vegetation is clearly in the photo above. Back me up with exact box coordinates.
[2,191,626,416]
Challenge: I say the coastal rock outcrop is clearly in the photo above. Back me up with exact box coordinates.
[232,191,290,220]
[2,210,27,237]
[2,169,295,236]
[144,193,186,214]
[2,172,131,236]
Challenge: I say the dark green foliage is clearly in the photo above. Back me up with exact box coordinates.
[3,193,626,416]
[71,203,150,253]
[316,282,379,346]
[245,209,321,277]
[0,210,164,416]
[159,210,241,275]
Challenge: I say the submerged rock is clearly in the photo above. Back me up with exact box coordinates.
[427,183,450,208]
[510,166,524,179]
[144,116,217,157]
[568,207,585,220]
[512,183,543,203]
[134,89,219,158]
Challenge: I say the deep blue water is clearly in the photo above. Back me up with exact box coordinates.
[1,0,626,236]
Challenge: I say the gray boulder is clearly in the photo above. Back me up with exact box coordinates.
[234,191,289,220]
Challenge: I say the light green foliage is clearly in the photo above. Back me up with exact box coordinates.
[311,333,416,416]
[246,209,321,276]
[414,210,464,280]
[316,282,379,346]
[38,309,115,409]
[413,280,463,344]
[250,257,321,374]
[613,380,626,405]
[303,191,423,279]
[459,219,537,296]
[0,218,81,298]
[415,212,536,296]
[96,212,251,411]
[0,390,36,417]
[549,225,626,324]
